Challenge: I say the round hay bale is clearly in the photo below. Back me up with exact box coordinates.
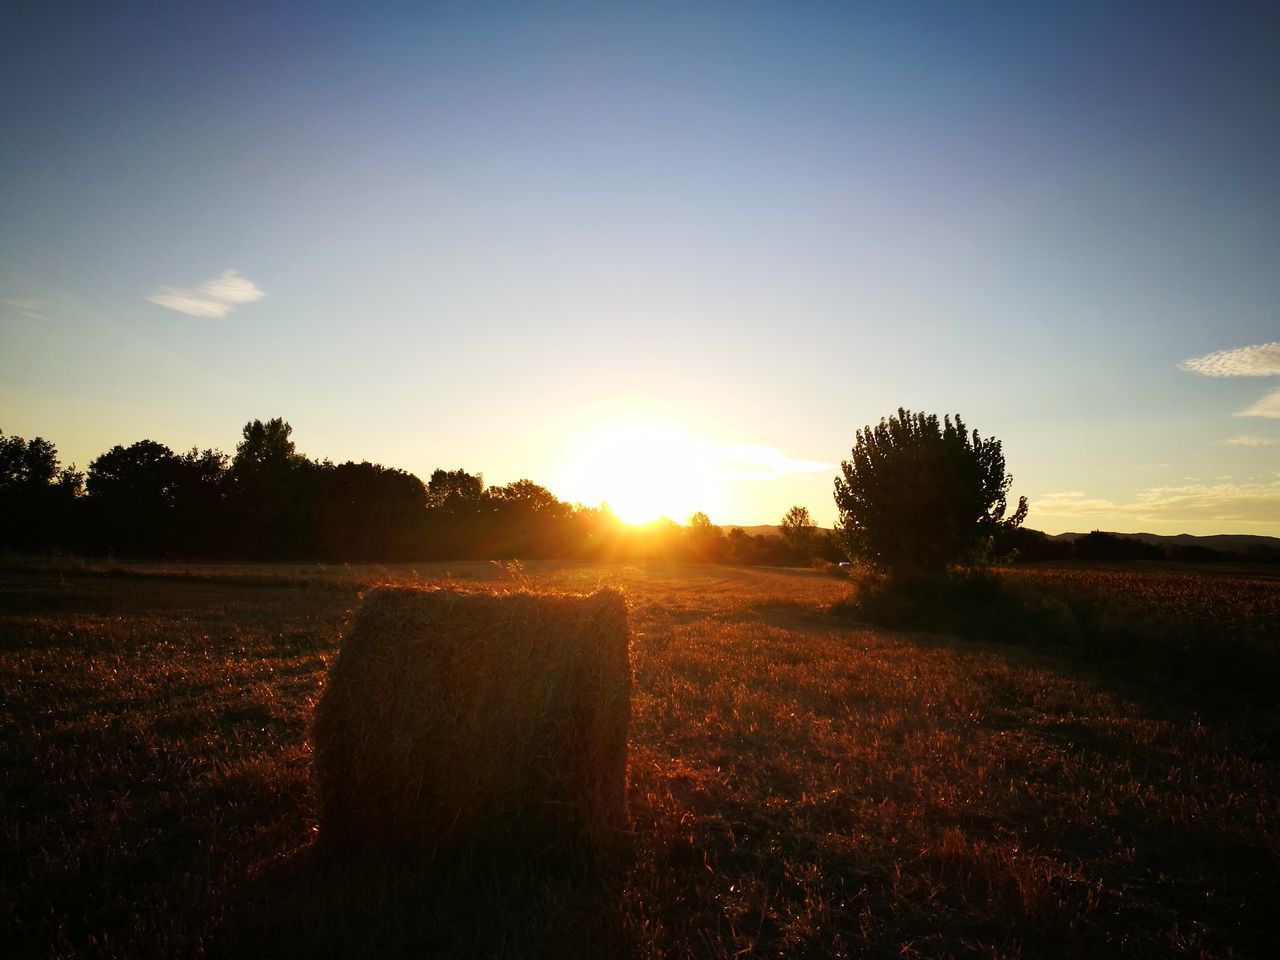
[311,586,631,862]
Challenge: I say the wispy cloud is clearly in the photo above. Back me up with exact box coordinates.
[714,445,832,481]
[3,298,47,320]
[1223,434,1278,447]
[1179,342,1280,377]
[1235,387,1280,419]
[1035,491,1121,514]
[145,270,265,318]
[1180,342,1280,419]
[1035,478,1280,526]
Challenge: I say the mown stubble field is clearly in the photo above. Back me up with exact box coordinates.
[2,560,1277,959]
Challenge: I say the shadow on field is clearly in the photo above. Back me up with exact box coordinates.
[211,844,636,960]
[830,567,1280,713]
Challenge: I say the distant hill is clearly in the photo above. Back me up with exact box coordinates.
[1047,531,1280,552]
[727,524,785,538]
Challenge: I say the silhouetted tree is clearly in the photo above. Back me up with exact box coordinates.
[425,468,486,557]
[0,430,82,551]
[487,478,563,514]
[1,432,59,488]
[233,418,301,475]
[229,418,319,557]
[317,461,428,560]
[88,440,183,554]
[779,505,817,561]
[426,468,484,510]
[834,409,1027,577]
[485,479,572,557]
[88,440,177,502]
[86,441,230,555]
[171,448,230,554]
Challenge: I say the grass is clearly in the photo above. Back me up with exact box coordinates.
[2,559,1278,958]
[834,564,1280,710]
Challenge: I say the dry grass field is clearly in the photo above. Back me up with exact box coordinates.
[2,559,1278,958]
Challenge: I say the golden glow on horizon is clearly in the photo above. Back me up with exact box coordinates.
[554,422,722,525]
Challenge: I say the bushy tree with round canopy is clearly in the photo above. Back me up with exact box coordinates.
[834,408,1027,577]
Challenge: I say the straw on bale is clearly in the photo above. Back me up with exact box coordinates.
[311,586,631,861]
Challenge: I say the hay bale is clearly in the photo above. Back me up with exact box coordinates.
[311,586,631,861]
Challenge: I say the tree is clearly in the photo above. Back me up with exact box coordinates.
[833,408,1027,576]
[317,461,428,560]
[426,468,484,511]
[486,478,564,515]
[0,430,82,551]
[228,418,319,558]
[232,418,300,477]
[86,440,229,555]
[485,480,572,558]
[171,447,230,555]
[88,440,181,505]
[88,440,183,554]
[0,432,60,490]
[685,511,725,562]
[779,505,817,560]
[424,468,486,558]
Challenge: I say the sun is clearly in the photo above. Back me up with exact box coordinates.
[555,422,721,525]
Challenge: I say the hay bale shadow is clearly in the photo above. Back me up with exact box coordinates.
[211,840,638,960]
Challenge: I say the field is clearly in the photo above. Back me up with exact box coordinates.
[2,560,1278,959]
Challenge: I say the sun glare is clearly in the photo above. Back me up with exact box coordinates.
[555,422,722,525]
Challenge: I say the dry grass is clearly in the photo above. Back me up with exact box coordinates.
[2,560,1277,958]
[836,564,1280,709]
[1000,564,1280,642]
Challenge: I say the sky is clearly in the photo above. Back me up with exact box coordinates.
[2,1,1279,535]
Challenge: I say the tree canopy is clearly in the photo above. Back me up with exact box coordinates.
[779,505,817,559]
[833,409,1027,576]
[0,430,81,550]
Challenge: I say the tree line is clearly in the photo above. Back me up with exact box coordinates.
[9,413,1271,567]
[0,419,843,564]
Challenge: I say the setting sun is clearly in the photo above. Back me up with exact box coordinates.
[554,422,722,525]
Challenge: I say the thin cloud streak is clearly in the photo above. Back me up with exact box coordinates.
[1235,387,1280,419]
[714,444,832,481]
[146,270,265,318]
[3,298,47,320]
[1035,479,1280,526]
[1179,342,1280,377]
[1223,435,1278,447]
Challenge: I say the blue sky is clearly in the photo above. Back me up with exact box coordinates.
[3,1,1279,533]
